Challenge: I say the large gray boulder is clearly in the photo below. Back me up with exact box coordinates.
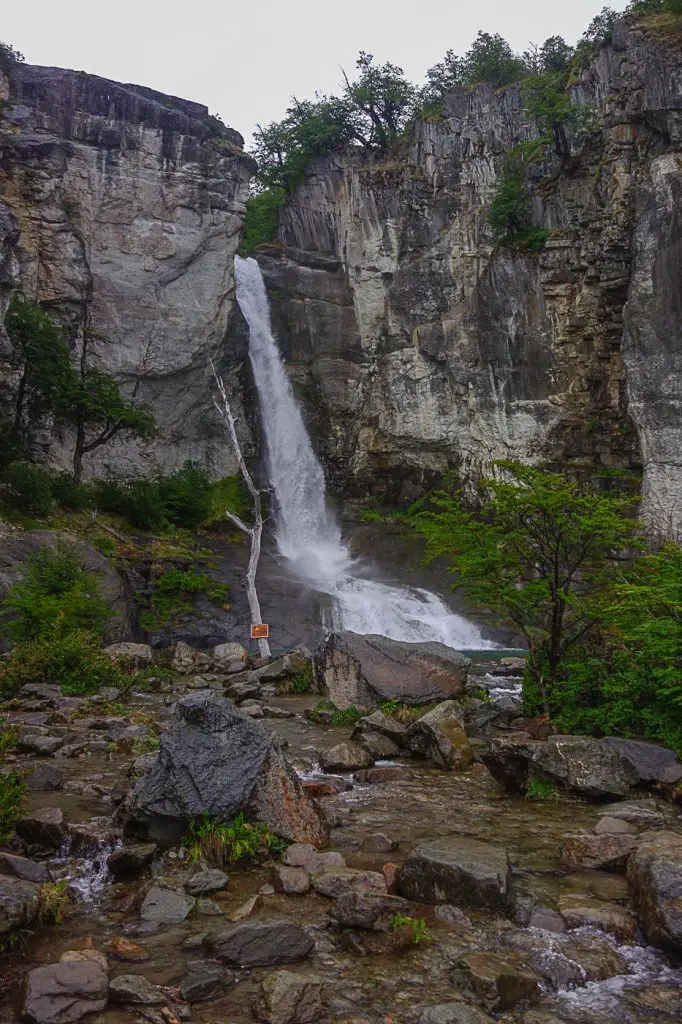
[483,735,639,798]
[0,876,41,935]
[205,920,314,966]
[253,970,325,1024]
[627,830,682,953]
[312,632,470,709]
[399,836,513,910]
[404,702,473,770]
[122,691,328,847]
[21,961,108,1023]
[602,737,682,784]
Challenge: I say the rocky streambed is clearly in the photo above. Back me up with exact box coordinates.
[1,644,681,1024]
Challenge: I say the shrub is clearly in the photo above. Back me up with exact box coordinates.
[1,543,111,644]
[183,812,286,866]
[51,473,94,510]
[0,770,25,844]
[524,778,559,801]
[0,41,24,76]
[486,161,531,243]
[38,881,69,923]
[0,717,18,759]
[239,189,286,256]
[207,475,251,526]
[0,462,54,517]
[0,629,124,697]
[390,914,431,944]
[139,568,230,630]
[279,664,312,694]
[93,463,213,532]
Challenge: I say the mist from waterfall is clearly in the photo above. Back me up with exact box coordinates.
[235,255,494,649]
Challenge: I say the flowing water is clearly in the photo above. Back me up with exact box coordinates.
[235,256,494,649]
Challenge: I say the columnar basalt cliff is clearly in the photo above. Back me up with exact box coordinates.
[257,21,682,536]
[0,65,255,476]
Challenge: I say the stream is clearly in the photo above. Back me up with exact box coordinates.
[2,685,681,1023]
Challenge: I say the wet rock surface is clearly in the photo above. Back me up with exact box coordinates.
[1,685,682,1024]
[123,691,327,847]
[313,632,470,708]
[399,836,513,909]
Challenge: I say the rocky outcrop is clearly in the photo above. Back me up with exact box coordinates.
[122,691,328,847]
[256,20,682,536]
[0,65,254,477]
[312,631,470,708]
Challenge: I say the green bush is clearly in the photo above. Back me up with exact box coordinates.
[239,189,285,256]
[207,474,251,526]
[0,462,54,516]
[0,770,25,844]
[51,473,94,510]
[486,161,531,243]
[0,41,24,76]
[183,812,287,866]
[0,628,124,697]
[1,543,111,644]
[140,567,230,629]
[93,463,213,531]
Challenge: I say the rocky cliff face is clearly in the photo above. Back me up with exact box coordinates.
[258,20,682,537]
[0,65,255,477]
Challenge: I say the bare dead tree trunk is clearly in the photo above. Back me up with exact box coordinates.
[211,364,271,659]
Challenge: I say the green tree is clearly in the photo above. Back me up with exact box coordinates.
[3,296,74,453]
[0,40,24,76]
[67,359,156,483]
[409,462,641,715]
[3,298,156,481]
[486,157,531,242]
[461,32,526,88]
[1,542,111,644]
[342,51,416,148]
[423,49,462,102]
[555,544,682,750]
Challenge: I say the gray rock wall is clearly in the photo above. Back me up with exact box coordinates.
[258,20,682,536]
[0,65,255,477]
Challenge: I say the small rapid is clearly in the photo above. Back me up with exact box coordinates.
[235,256,494,649]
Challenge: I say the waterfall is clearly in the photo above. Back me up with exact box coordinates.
[235,256,494,649]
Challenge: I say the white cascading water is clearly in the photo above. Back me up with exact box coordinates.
[235,256,494,648]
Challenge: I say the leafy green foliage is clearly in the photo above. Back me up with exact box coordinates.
[0,462,54,517]
[239,188,286,255]
[0,770,25,845]
[94,463,214,531]
[67,366,156,481]
[140,568,230,630]
[0,40,24,75]
[0,717,18,759]
[486,159,531,243]
[183,812,287,866]
[380,698,439,724]
[409,461,641,714]
[2,298,156,480]
[390,914,431,944]
[131,732,161,755]
[0,629,124,696]
[553,544,682,752]
[207,474,251,526]
[524,778,559,801]
[308,701,369,726]
[459,32,527,88]
[278,664,313,694]
[38,881,69,924]
[1,543,112,644]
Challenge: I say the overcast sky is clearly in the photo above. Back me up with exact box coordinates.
[4,0,629,148]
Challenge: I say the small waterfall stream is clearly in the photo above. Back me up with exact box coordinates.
[235,256,495,649]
